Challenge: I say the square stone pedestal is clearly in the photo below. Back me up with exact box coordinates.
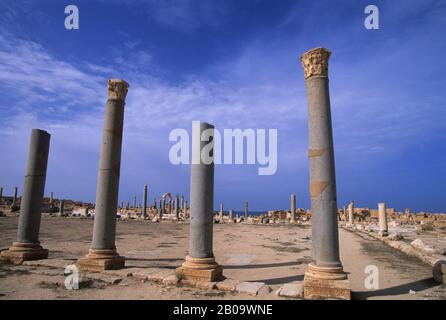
[176,256,223,282]
[0,242,48,265]
[76,249,125,272]
[303,263,351,300]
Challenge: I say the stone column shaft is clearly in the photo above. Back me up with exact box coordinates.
[244,202,248,218]
[1,129,50,264]
[59,199,64,216]
[300,47,349,300]
[290,194,296,222]
[175,194,180,219]
[12,187,18,206]
[78,79,128,271]
[378,202,388,236]
[177,122,222,281]
[348,202,354,225]
[142,184,148,218]
[219,203,224,220]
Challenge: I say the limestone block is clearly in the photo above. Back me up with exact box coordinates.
[278,282,304,298]
[236,281,271,295]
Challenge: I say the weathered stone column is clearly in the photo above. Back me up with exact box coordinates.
[182,196,186,213]
[49,191,53,207]
[77,79,128,272]
[59,199,64,216]
[219,203,224,220]
[12,187,18,207]
[1,129,50,264]
[378,203,388,236]
[244,201,248,218]
[133,196,137,208]
[158,199,163,218]
[142,184,148,218]
[290,194,296,223]
[0,187,3,203]
[348,201,354,226]
[184,200,188,218]
[176,122,223,281]
[175,194,180,219]
[229,209,234,221]
[300,48,350,300]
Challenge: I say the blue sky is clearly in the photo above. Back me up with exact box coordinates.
[0,0,445,212]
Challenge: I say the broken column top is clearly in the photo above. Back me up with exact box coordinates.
[300,47,331,79]
[107,79,129,101]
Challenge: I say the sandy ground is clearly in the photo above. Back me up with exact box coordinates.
[0,216,445,300]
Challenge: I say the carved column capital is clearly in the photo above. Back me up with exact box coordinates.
[107,79,129,101]
[300,47,331,79]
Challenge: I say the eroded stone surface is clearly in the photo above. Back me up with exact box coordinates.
[278,282,304,298]
[236,281,270,295]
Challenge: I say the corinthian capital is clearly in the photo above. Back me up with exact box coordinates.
[300,47,331,79]
[107,79,129,101]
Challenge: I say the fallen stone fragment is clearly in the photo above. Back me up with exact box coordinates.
[103,267,147,278]
[236,281,271,295]
[162,274,180,285]
[133,268,166,280]
[85,272,122,285]
[387,232,403,241]
[196,281,216,290]
[215,279,240,292]
[411,239,434,253]
[278,282,304,298]
[147,269,175,282]
[180,279,198,287]
[433,260,446,284]
[23,258,74,269]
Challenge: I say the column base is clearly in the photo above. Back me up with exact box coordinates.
[176,256,223,282]
[0,242,49,265]
[76,249,125,272]
[303,263,351,300]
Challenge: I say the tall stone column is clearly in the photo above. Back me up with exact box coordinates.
[12,187,18,207]
[244,201,248,218]
[1,129,50,264]
[378,203,388,236]
[0,187,3,203]
[290,194,296,223]
[158,199,163,218]
[219,203,224,220]
[229,209,234,221]
[59,199,65,217]
[49,191,53,207]
[77,79,128,272]
[184,200,188,218]
[161,198,166,216]
[182,196,186,214]
[175,194,180,219]
[176,122,223,281]
[142,184,148,218]
[133,196,137,208]
[300,48,350,300]
[348,201,354,226]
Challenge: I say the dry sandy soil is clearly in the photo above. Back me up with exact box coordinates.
[0,216,445,300]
